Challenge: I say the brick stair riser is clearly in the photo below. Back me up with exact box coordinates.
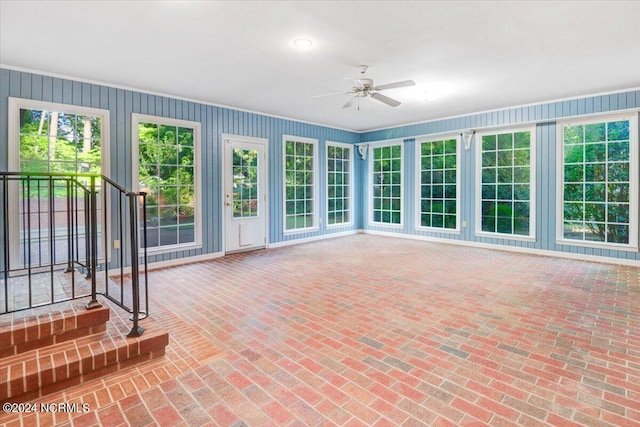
[1,305,168,402]
[0,307,110,357]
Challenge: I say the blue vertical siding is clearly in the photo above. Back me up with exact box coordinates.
[0,68,359,265]
[360,90,640,262]
[1,67,639,263]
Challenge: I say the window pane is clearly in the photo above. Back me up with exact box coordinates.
[564,144,583,163]
[607,121,629,141]
[482,135,496,151]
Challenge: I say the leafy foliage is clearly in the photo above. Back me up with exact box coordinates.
[420,139,456,229]
[562,120,630,243]
[284,140,314,229]
[232,148,259,217]
[372,145,402,224]
[19,109,101,173]
[138,122,196,248]
[19,109,102,196]
[480,131,531,235]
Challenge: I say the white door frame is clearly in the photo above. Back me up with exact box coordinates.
[221,133,269,254]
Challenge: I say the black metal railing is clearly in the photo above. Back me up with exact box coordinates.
[0,171,148,337]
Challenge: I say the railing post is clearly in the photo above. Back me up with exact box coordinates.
[142,192,149,319]
[84,191,91,279]
[2,174,9,313]
[127,192,144,337]
[86,176,101,310]
[65,178,74,273]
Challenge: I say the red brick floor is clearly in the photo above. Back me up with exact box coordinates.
[2,234,640,426]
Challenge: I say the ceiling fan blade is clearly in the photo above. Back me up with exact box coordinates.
[312,91,350,99]
[371,92,401,107]
[375,80,416,91]
[342,97,357,109]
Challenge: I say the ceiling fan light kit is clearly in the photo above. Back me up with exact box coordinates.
[316,65,416,110]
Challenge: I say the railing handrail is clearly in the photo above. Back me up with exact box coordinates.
[0,171,100,178]
[1,172,93,193]
[0,171,148,337]
[0,171,143,197]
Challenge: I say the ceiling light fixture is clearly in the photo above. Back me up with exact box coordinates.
[293,38,313,48]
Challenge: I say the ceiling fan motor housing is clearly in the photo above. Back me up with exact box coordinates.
[360,78,374,89]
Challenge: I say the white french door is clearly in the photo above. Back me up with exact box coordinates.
[223,135,268,253]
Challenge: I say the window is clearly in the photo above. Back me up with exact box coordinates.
[283,136,318,233]
[477,128,535,239]
[417,137,459,231]
[132,114,201,252]
[558,115,638,248]
[8,98,110,269]
[371,142,403,226]
[326,142,353,227]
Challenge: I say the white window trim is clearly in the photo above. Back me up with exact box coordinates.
[7,97,111,269]
[555,112,639,251]
[414,134,461,234]
[282,135,319,235]
[326,141,354,229]
[475,126,537,241]
[368,139,404,228]
[131,113,202,255]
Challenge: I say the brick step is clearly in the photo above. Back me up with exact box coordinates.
[0,303,110,358]
[0,301,169,402]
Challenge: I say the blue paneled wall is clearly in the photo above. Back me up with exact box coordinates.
[1,67,639,264]
[0,68,359,265]
[360,90,640,262]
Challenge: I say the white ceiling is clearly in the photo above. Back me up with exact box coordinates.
[1,1,640,132]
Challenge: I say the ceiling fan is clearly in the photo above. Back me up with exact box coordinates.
[314,65,416,109]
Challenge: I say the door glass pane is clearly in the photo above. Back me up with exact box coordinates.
[232,149,259,218]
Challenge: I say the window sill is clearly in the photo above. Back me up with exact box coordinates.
[416,226,461,235]
[139,242,202,257]
[475,231,536,242]
[369,222,404,229]
[326,222,354,229]
[555,239,639,252]
[283,226,319,236]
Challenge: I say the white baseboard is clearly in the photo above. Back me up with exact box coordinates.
[268,230,358,249]
[107,251,225,276]
[360,229,640,267]
[145,251,225,271]
[108,229,639,273]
